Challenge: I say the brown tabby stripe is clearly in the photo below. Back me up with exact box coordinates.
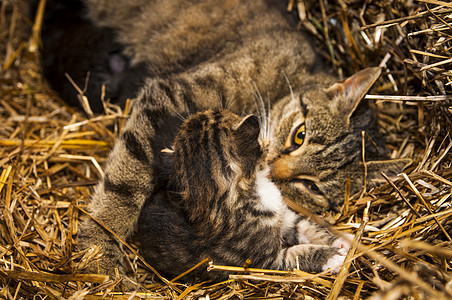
[122,130,150,163]
[103,175,135,198]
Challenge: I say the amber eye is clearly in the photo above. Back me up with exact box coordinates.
[291,124,306,148]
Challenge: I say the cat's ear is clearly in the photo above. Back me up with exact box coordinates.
[326,67,381,119]
[365,158,413,184]
[234,115,260,141]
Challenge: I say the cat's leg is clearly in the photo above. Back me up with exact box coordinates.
[281,207,353,252]
[77,84,187,275]
[77,102,157,274]
[275,244,347,274]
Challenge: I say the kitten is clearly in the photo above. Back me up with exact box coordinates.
[136,109,350,281]
[37,0,410,278]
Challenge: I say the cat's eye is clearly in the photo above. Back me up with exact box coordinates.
[291,124,306,148]
[294,179,322,195]
[306,181,320,193]
[283,123,306,154]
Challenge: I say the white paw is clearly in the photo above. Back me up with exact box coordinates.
[331,233,354,252]
[322,253,346,274]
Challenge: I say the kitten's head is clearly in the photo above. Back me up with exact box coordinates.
[268,67,411,213]
[169,109,263,224]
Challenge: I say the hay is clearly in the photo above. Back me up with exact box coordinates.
[1,0,451,299]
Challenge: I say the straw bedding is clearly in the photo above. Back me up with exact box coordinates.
[0,0,451,299]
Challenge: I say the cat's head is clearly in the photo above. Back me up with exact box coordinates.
[169,109,263,224]
[268,67,411,213]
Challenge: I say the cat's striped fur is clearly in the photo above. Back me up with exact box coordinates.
[38,0,411,281]
[266,68,412,212]
[136,110,349,281]
[75,0,332,277]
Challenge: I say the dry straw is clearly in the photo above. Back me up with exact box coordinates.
[1,0,451,299]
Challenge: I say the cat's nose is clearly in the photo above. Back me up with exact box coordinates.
[269,157,293,181]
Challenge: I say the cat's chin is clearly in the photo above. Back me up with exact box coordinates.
[256,168,284,213]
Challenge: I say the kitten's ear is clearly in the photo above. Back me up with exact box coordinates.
[365,158,413,184]
[235,115,260,141]
[326,67,381,118]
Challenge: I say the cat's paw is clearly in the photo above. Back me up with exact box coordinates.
[331,233,354,252]
[322,251,346,274]
[323,234,354,274]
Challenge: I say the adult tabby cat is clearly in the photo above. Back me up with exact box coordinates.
[39,0,410,280]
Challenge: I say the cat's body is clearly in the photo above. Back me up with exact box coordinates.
[40,0,327,113]
[39,0,410,282]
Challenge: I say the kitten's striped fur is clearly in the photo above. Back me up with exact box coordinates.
[136,110,349,280]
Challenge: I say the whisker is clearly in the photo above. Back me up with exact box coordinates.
[175,111,187,122]
[283,71,296,104]
[265,86,272,141]
[252,82,268,140]
[226,97,239,111]
[217,93,224,110]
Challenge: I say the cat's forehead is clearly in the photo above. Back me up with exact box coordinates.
[276,89,331,121]
[299,89,329,108]
[275,98,306,128]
